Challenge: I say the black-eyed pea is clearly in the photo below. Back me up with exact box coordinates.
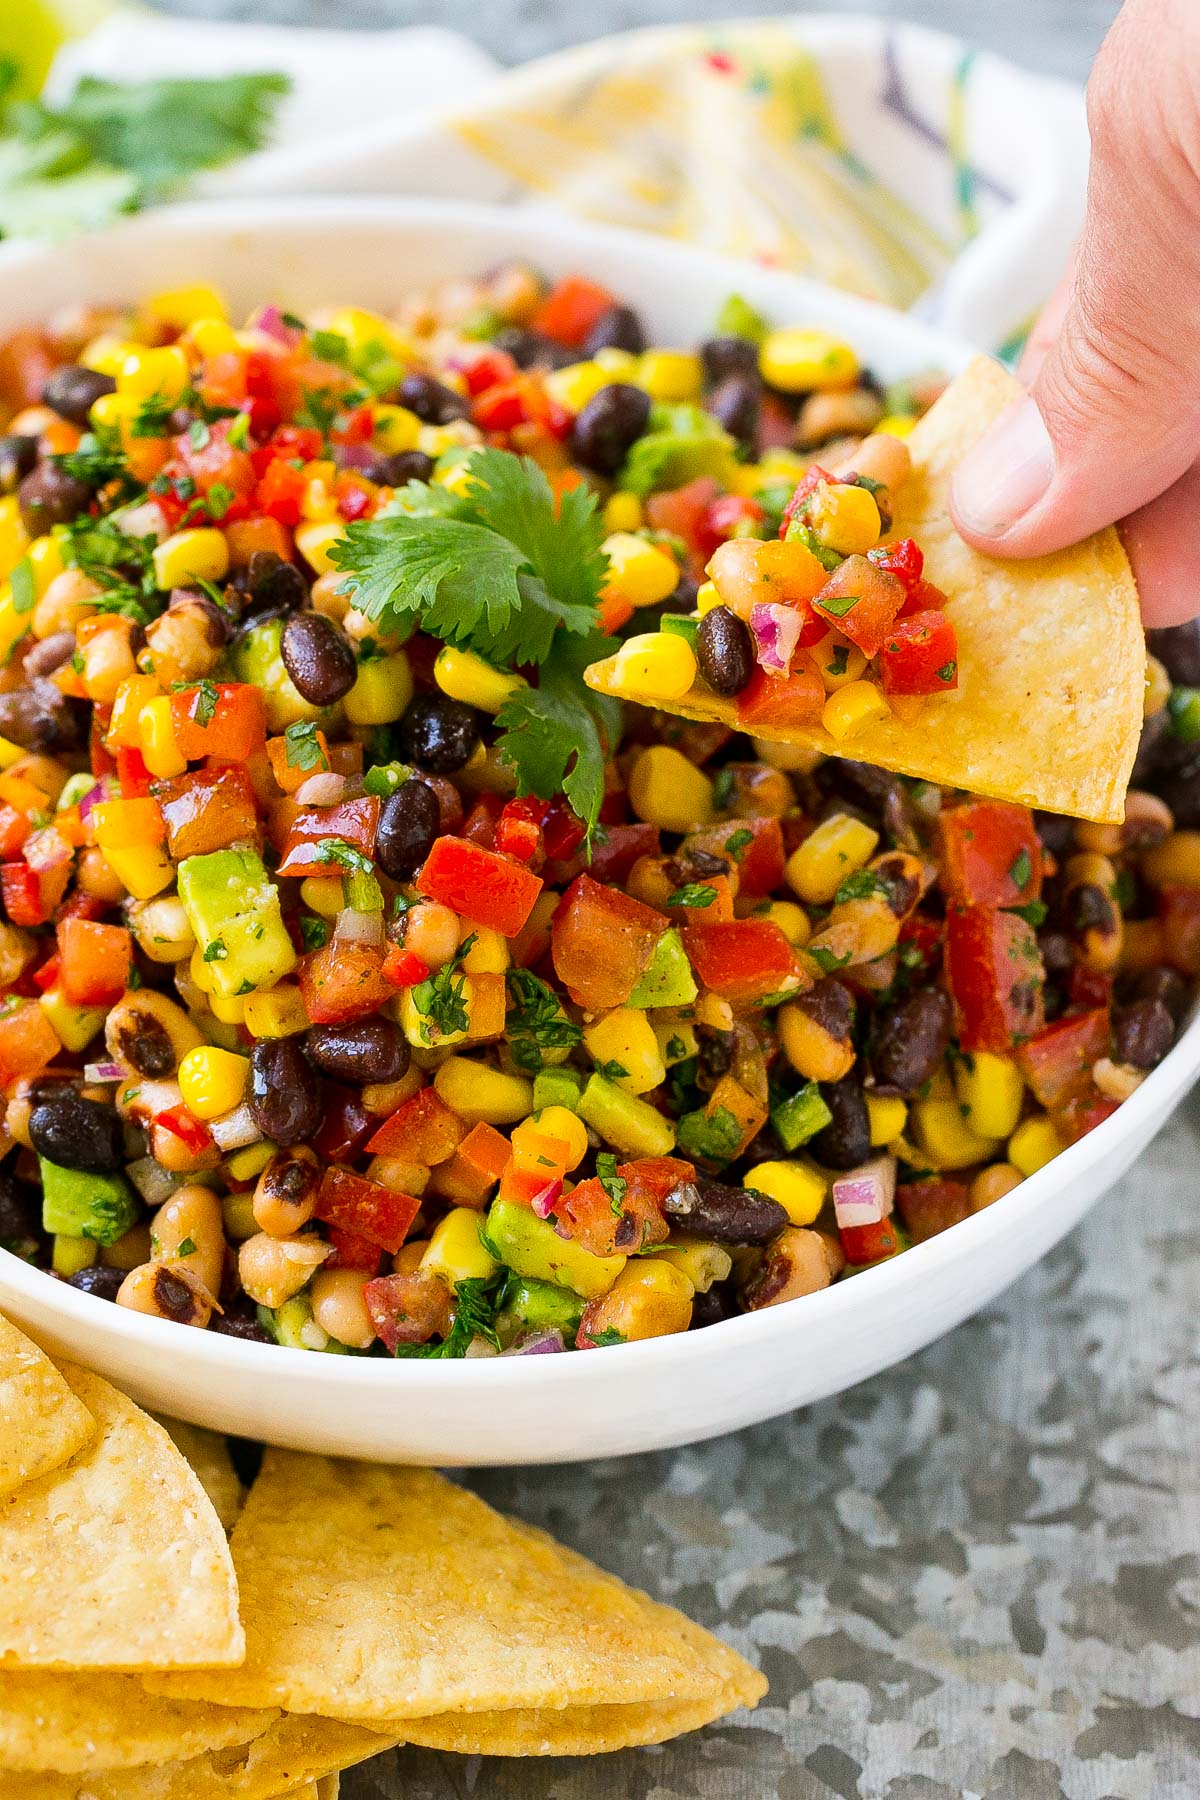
[310,1268,375,1349]
[78,617,139,705]
[31,568,100,640]
[578,1262,693,1347]
[366,1153,430,1196]
[106,989,204,1078]
[116,1260,213,1328]
[99,1220,154,1272]
[238,1230,331,1310]
[308,570,350,623]
[151,1183,225,1300]
[969,1163,1024,1212]
[76,845,127,904]
[252,1146,322,1238]
[742,1226,842,1310]
[403,901,461,969]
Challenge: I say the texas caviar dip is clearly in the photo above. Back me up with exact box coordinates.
[0,268,1189,1358]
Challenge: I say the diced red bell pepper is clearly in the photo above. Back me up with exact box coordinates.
[581,821,661,886]
[868,537,923,593]
[435,1121,511,1207]
[736,659,826,732]
[1016,1007,1111,1109]
[839,1215,901,1265]
[551,872,666,1013]
[381,944,431,990]
[895,1178,971,1245]
[298,938,392,1025]
[460,794,503,849]
[812,554,906,659]
[364,1086,466,1164]
[1050,1093,1120,1145]
[416,835,543,938]
[530,274,617,347]
[324,1224,384,1272]
[945,905,1045,1053]
[495,795,546,863]
[311,1084,375,1164]
[645,477,721,561]
[1156,883,1200,976]
[540,800,586,863]
[254,455,308,526]
[2,862,48,928]
[898,910,944,978]
[1068,964,1112,1011]
[335,474,374,521]
[454,346,519,396]
[0,1000,61,1086]
[172,416,257,506]
[154,1103,214,1156]
[938,800,1042,908]
[154,765,260,859]
[170,682,266,763]
[277,795,380,878]
[557,1155,688,1258]
[879,610,959,695]
[32,953,60,993]
[56,917,131,1007]
[314,1165,421,1255]
[697,494,766,562]
[0,803,31,861]
[364,1269,453,1352]
[681,919,803,1006]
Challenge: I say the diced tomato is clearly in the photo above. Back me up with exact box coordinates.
[530,275,617,347]
[540,800,586,863]
[697,494,765,561]
[0,803,31,860]
[551,873,666,1013]
[460,794,503,849]
[1016,1008,1111,1108]
[2,863,48,927]
[277,795,380,878]
[0,1000,61,1086]
[56,917,131,1007]
[938,800,1042,908]
[868,537,924,593]
[315,1166,421,1255]
[334,474,375,522]
[1050,1093,1120,1145]
[365,1086,466,1164]
[438,1121,511,1207]
[324,1225,384,1272]
[154,765,260,859]
[681,918,803,1006]
[472,378,539,432]
[453,346,519,395]
[897,910,944,978]
[879,610,959,695]
[311,1084,375,1164]
[573,821,660,887]
[812,555,905,659]
[171,416,257,507]
[115,746,153,798]
[495,796,546,863]
[839,1215,901,1265]
[334,404,374,446]
[1156,883,1200,976]
[1068,964,1112,1011]
[381,945,431,990]
[896,576,949,620]
[298,938,392,1025]
[895,1178,971,1244]
[945,904,1045,1052]
[154,1104,214,1156]
[170,682,266,763]
[254,457,308,526]
[225,514,294,567]
[557,1155,689,1257]
[644,477,721,559]
[736,661,825,731]
[416,835,543,938]
[779,466,830,535]
[31,954,59,993]
[364,1269,453,1352]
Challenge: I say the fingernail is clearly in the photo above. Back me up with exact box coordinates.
[951,395,1055,537]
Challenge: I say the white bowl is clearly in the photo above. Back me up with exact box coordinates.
[0,197,1193,1466]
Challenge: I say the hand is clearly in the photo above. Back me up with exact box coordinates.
[949,0,1200,626]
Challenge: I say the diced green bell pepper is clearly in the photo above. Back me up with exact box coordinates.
[771,1083,834,1152]
[532,1067,583,1113]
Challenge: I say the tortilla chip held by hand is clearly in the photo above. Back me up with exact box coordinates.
[586,357,1144,824]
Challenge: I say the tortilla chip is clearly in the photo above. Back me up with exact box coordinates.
[586,356,1144,823]
[148,1455,761,1722]
[0,1715,395,1800]
[0,1314,93,1500]
[152,1416,244,1533]
[316,1780,340,1800]
[0,1672,276,1773]
[0,1364,242,1671]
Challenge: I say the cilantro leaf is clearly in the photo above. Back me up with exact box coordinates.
[667,883,717,909]
[283,719,328,772]
[392,1272,504,1359]
[505,969,582,1073]
[833,868,888,905]
[495,630,622,841]
[409,935,476,1043]
[595,1152,628,1214]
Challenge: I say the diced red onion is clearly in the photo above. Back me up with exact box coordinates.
[333,908,384,948]
[78,778,114,826]
[749,602,802,673]
[209,1103,262,1153]
[126,1156,187,1208]
[529,1176,564,1221]
[250,304,303,347]
[112,499,168,543]
[333,442,380,472]
[295,772,346,807]
[23,827,71,872]
[832,1156,897,1229]
[84,1061,125,1084]
[499,1329,566,1356]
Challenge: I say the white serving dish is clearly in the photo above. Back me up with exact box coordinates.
[0,197,1193,1466]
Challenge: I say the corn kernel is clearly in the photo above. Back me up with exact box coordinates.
[1142,831,1200,890]
[954,1051,1026,1140]
[326,306,412,364]
[602,532,680,608]
[371,404,423,455]
[294,520,346,575]
[99,843,173,901]
[343,652,414,725]
[593,347,639,377]
[727,463,767,497]
[877,413,916,438]
[652,1238,731,1291]
[637,350,702,401]
[745,1158,827,1226]
[822,681,890,741]
[532,1105,588,1169]
[39,988,107,1052]
[0,732,26,771]
[628,744,714,834]
[178,1046,250,1120]
[26,534,64,598]
[298,877,345,918]
[696,580,722,616]
[544,360,612,414]
[148,285,228,329]
[209,989,247,1026]
[912,1098,1001,1170]
[767,900,810,946]
[867,1093,908,1147]
[153,529,229,592]
[433,644,526,714]
[434,1056,532,1125]
[421,1207,500,1287]
[612,633,697,702]
[435,457,478,499]
[185,318,239,358]
[299,476,339,522]
[809,481,882,555]
[584,1007,666,1096]
[243,984,310,1039]
[812,632,869,692]
[80,334,139,376]
[759,328,859,393]
[1008,1115,1063,1177]
[460,928,510,976]
[137,696,187,778]
[603,492,643,533]
[117,345,190,404]
[0,496,30,581]
[786,813,879,906]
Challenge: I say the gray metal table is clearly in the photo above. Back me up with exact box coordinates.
[149,5,1199,1795]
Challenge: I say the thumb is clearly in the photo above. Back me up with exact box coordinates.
[951,0,1200,556]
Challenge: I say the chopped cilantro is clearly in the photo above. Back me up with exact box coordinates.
[187,419,211,451]
[817,588,860,619]
[505,968,582,1073]
[675,1105,742,1162]
[807,945,853,974]
[129,393,177,439]
[53,432,129,490]
[935,660,958,683]
[833,868,888,904]
[667,883,717,909]
[283,718,328,772]
[202,938,227,961]
[723,827,753,862]
[410,935,476,1042]
[298,915,328,953]
[176,1236,197,1257]
[1009,848,1032,890]
[588,1326,627,1348]
[594,1058,629,1082]
[226,410,251,450]
[1010,899,1047,928]
[191,679,219,729]
[494,630,621,845]
[313,838,375,878]
[826,644,850,678]
[392,1272,504,1359]
[202,481,236,522]
[595,1152,628,1214]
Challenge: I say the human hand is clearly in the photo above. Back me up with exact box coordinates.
[949,0,1200,626]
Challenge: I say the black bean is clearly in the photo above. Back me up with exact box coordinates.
[1034,810,1076,859]
[41,363,117,426]
[870,988,953,1095]
[568,382,651,476]
[247,1039,322,1147]
[708,373,761,443]
[1131,710,1170,787]
[1130,964,1189,1023]
[0,434,38,495]
[1037,930,1075,979]
[67,1265,125,1302]
[376,778,440,880]
[821,760,920,851]
[492,326,573,371]
[1148,620,1200,687]
[397,372,470,425]
[153,1265,207,1324]
[17,462,91,536]
[0,679,88,754]
[795,977,855,1045]
[212,1299,272,1343]
[398,694,480,774]
[689,1283,734,1329]
[697,606,754,696]
[0,1170,42,1258]
[381,449,435,486]
[305,1018,408,1086]
[281,612,357,706]
[811,1076,871,1169]
[662,1175,787,1244]
[1148,740,1200,827]
[242,549,308,624]
[30,1094,124,1174]
[582,304,646,358]
[700,336,760,384]
[1114,997,1176,1069]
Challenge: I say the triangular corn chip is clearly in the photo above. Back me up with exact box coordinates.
[0,1314,93,1500]
[0,1715,395,1800]
[152,1416,244,1533]
[586,356,1143,823]
[0,1365,242,1671]
[0,1672,275,1773]
[149,1454,764,1722]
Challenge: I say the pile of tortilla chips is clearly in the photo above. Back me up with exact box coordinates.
[586,356,1145,826]
[0,1311,765,1794]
